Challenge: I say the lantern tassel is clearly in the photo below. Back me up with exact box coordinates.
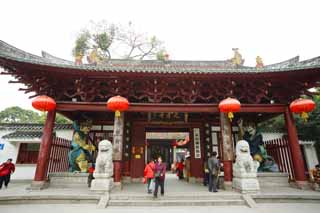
[227,112,234,122]
[301,111,309,122]
[115,110,121,117]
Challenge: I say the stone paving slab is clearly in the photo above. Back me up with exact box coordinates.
[1,203,320,213]
[0,173,319,207]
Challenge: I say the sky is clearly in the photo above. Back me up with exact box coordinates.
[0,0,320,111]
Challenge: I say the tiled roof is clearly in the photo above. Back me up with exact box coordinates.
[0,123,68,139]
[0,123,72,131]
[2,131,45,139]
[1,40,320,74]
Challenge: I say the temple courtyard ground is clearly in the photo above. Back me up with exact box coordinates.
[0,173,319,212]
[0,203,320,213]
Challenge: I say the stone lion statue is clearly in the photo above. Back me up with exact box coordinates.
[94,140,113,178]
[233,140,259,178]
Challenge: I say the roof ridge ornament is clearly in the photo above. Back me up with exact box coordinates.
[230,48,245,68]
[256,56,264,68]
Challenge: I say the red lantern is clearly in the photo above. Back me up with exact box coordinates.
[107,95,129,117]
[219,97,241,121]
[32,95,56,111]
[290,98,315,122]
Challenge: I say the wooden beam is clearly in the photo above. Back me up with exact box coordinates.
[56,101,286,113]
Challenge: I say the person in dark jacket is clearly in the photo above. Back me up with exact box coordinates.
[153,156,166,198]
[207,152,219,192]
[0,159,15,189]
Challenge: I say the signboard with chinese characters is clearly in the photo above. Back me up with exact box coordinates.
[113,113,124,160]
[193,128,201,159]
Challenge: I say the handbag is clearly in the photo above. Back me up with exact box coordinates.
[213,167,221,176]
[155,171,161,178]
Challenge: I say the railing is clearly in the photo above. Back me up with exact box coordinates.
[264,138,295,180]
[46,137,71,176]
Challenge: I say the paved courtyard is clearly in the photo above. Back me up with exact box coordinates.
[0,173,319,212]
[1,203,320,213]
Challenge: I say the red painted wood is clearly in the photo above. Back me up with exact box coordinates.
[113,161,122,182]
[56,102,286,113]
[284,108,306,181]
[34,110,56,181]
[223,160,232,181]
[264,138,295,180]
[122,160,130,176]
[47,137,71,175]
[130,124,145,178]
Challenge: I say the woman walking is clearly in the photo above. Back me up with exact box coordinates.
[176,159,184,180]
[0,158,15,189]
[153,156,166,198]
[143,159,155,193]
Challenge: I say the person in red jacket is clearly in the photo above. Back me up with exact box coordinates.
[176,159,185,180]
[0,158,15,189]
[144,159,155,194]
[87,164,95,188]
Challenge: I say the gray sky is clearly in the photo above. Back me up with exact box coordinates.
[0,0,320,111]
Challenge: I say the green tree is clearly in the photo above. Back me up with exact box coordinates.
[0,106,40,123]
[0,106,71,124]
[38,112,72,124]
[73,21,166,62]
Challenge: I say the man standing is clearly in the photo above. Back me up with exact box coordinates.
[208,152,219,192]
[0,158,15,189]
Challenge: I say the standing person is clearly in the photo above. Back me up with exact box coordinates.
[203,161,209,186]
[0,159,15,189]
[87,163,95,188]
[176,159,184,180]
[153,156,166,198]
[208,152,219,192]
[143,159,155,194]
[184,155,191,182]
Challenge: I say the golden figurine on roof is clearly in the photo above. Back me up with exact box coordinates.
[256,56,264,68]
[230,48,245,67]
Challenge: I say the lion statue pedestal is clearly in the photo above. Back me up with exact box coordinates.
[91,140,114,191]
[233,140,260,193]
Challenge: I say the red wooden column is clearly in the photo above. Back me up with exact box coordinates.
[219,112,234,190]
[284,107,307,186]
[31,110,56,189]
[112,113,125,186]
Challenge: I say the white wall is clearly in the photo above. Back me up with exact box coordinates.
[56,129,73,140]
[301,142,319,170]
[0,130,19,164]
[261,132,284,141]
[0,128,73,181]
[11,164,36,180]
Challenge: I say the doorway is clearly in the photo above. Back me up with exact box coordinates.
[145,130,190,171]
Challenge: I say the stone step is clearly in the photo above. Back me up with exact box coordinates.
[0,195,100,205]
[108,199,245,206]
[110,194,242,200]
[48,172,89,188]
[257,172,290,187]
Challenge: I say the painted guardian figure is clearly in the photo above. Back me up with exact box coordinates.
[68,120,95,172]
[238,118,279,172]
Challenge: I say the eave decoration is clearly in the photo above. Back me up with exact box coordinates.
[290,98,316,122]
[32,95,56,111]
[107,95,129,117]
[219,97,241,121]
[172,135,190,147]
